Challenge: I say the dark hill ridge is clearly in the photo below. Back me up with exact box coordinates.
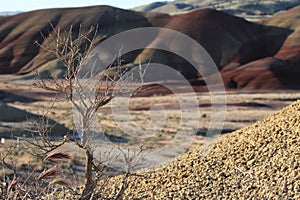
[0,5,299,90]
[0,6,152,75]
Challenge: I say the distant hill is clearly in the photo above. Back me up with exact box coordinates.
[138,7,299,90]
[0,6,151,75]
[219,5,300,90]
[138,8,277,76]
[0,5,299,90]
[0,11,22,15]
[134,0,300,21]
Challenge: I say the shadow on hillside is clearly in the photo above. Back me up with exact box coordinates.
[0,102,70,138]
[0,90,40,103]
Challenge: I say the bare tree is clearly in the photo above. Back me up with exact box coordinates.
[32,24,146,199]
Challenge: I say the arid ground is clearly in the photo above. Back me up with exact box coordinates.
[1,76,299,174]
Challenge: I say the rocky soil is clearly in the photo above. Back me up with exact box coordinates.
[101,100,300,199]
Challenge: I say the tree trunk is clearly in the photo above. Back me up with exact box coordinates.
[80,149,95,199]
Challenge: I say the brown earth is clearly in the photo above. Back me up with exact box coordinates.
[99,100,300,199]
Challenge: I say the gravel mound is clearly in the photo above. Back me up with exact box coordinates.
[102,100,300,199]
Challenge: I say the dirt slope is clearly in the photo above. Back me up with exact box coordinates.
[101,100,300,199]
